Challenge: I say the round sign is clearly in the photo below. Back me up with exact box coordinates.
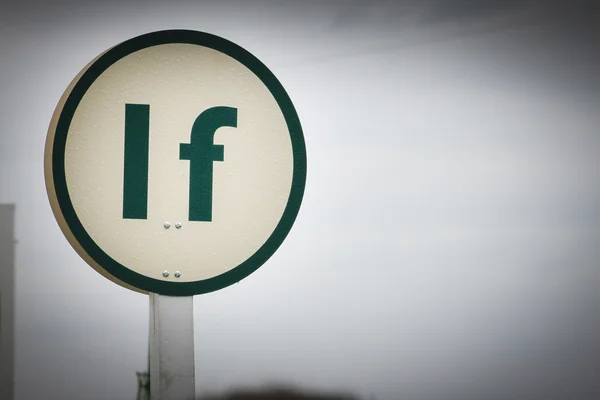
[44,30,306,296]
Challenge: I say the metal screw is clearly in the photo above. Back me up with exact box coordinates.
[162,270,169,277]
[175,222,182,229]
[174,271,181,278]
[164,222,170,229]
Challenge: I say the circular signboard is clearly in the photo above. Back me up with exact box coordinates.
[44,30,306,296]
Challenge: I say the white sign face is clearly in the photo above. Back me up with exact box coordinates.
[45,31,306,295]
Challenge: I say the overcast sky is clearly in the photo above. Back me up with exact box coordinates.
[1,1,599,399]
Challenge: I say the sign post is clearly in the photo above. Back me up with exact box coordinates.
[150,294,195,399]
[44,30,306,399]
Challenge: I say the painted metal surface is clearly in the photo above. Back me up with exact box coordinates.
[44,30,306,295]
[149,294,195,400]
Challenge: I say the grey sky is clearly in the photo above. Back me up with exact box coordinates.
[0,1,599,399]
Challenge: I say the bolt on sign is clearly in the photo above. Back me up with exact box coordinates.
[45,30,307,296]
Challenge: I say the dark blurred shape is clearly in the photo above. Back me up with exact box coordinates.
[0,204,15,400]
[136,371,150,400]
[200,386,358,400]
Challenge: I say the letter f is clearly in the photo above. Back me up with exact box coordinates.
[180,106,237,222]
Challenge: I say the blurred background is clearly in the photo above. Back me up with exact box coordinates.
[1,0,599,399]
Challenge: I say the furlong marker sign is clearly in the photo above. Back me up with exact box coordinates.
[45,30,307,296]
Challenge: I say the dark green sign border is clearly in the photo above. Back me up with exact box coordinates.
[51,30,306,296]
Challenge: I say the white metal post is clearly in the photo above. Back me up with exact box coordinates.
[149,294,195,400]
